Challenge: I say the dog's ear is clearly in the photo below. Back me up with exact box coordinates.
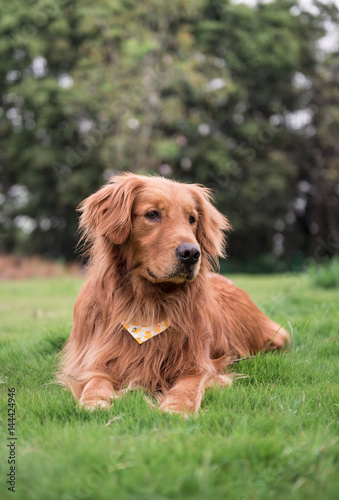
[78,173,143,245]
[191,185,232,261]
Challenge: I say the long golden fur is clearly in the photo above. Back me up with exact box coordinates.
[58,173,289,414]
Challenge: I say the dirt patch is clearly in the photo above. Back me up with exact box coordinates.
[0,255,86,280]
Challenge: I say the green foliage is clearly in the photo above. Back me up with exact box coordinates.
[0,0,338,264]
[307,257,339,289]
[0,274,338,499]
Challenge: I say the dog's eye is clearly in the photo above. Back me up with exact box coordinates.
[145,211,160,221]
[189,215,196,225]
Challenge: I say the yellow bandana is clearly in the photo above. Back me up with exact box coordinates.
[122,320,170,344]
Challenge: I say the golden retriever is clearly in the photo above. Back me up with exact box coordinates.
[58,173,289,414]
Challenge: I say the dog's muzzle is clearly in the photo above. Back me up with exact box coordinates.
[146,243,201,282]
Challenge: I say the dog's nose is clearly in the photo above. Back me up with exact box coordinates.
[176,244,201,266]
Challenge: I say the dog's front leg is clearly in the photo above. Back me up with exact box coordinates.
[159,374,210,416]
[79,376,115,410]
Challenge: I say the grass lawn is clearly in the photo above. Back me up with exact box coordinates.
[0,274,338,499]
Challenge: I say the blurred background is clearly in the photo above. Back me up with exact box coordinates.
[0,0,338,275]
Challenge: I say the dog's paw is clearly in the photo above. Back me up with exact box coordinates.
[158,397,195,418]
[159,404,190,419]
[208,374,233,388]
[80,399,111,411]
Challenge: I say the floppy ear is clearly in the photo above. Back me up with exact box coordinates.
[78,173,143,245]
[191,185,232,262]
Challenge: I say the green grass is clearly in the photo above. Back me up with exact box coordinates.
[0,274,338,500]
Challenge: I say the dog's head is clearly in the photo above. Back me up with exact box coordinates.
[79,173,231,283]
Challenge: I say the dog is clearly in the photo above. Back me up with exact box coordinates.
[58,173,289,414]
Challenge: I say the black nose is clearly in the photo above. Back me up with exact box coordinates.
[176,244,201,266]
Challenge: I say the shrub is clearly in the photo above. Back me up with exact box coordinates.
[307,257,339,289]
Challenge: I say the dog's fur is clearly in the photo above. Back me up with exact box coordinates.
[58,173,289,414]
